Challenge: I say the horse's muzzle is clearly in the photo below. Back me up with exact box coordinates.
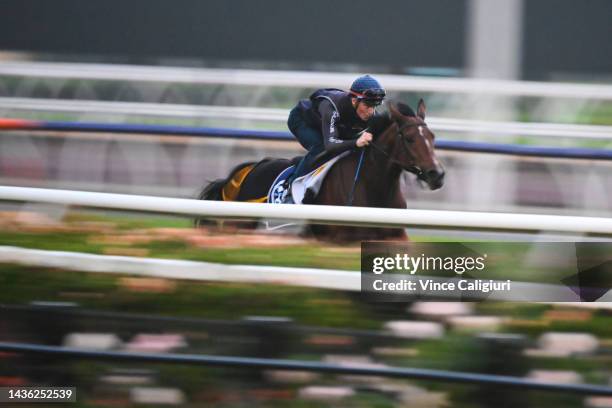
[424,168,445,190]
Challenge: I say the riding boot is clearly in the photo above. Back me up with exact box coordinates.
[292,154,309,182]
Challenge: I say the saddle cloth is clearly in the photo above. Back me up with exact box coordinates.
[267,151,349,204]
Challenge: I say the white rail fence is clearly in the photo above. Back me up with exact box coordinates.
[1,61,612,100]
[5,245,610,304]
[0,246,359,292]
[2,186,612,235]
[2,97,611,140]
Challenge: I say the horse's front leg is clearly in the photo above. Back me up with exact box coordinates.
[378,190,409,241]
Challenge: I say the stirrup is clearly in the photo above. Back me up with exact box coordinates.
[281,181,294,204]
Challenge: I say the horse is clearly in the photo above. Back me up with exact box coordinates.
[196,99,445,241]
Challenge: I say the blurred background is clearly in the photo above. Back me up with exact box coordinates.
[0,0,611,407]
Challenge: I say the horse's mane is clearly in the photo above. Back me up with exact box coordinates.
[370,102,416,138]
[396,102,416,117]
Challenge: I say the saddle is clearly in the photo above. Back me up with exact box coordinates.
[267,151,350,204]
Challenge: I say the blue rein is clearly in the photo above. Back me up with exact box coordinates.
[347,148,366,206]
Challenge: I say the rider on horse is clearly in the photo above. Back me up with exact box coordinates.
[282,74,387,203]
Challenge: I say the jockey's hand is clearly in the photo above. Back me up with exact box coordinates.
[356,132,373,147]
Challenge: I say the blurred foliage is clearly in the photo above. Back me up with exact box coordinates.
[0,264,376,329]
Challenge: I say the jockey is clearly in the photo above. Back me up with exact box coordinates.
[283,74,387,202]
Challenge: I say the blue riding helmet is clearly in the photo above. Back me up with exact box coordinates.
[349,75,386,106]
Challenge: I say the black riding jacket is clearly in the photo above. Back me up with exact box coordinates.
[296,88,388,156]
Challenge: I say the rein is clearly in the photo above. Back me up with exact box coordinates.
[346,149,365,206]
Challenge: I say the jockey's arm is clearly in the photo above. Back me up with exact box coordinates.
[318,100,359,153]
[312,108,389,165]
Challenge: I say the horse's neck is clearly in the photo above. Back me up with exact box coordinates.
[362,124,403,205]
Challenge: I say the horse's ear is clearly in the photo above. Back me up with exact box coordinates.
[387,101,402,121]
[417,98,426,120]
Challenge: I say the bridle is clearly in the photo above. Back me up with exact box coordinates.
[368,121,428,180]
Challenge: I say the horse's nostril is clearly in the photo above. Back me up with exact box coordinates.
[427,169,444,181]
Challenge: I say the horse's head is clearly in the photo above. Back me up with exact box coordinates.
[384,99,445,190]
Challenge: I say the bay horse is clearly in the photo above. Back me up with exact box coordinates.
[196,100,445,241]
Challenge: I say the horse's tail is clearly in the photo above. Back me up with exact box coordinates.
[194,161,257,227]
[197,161,257,201]
[197,178,226,201]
